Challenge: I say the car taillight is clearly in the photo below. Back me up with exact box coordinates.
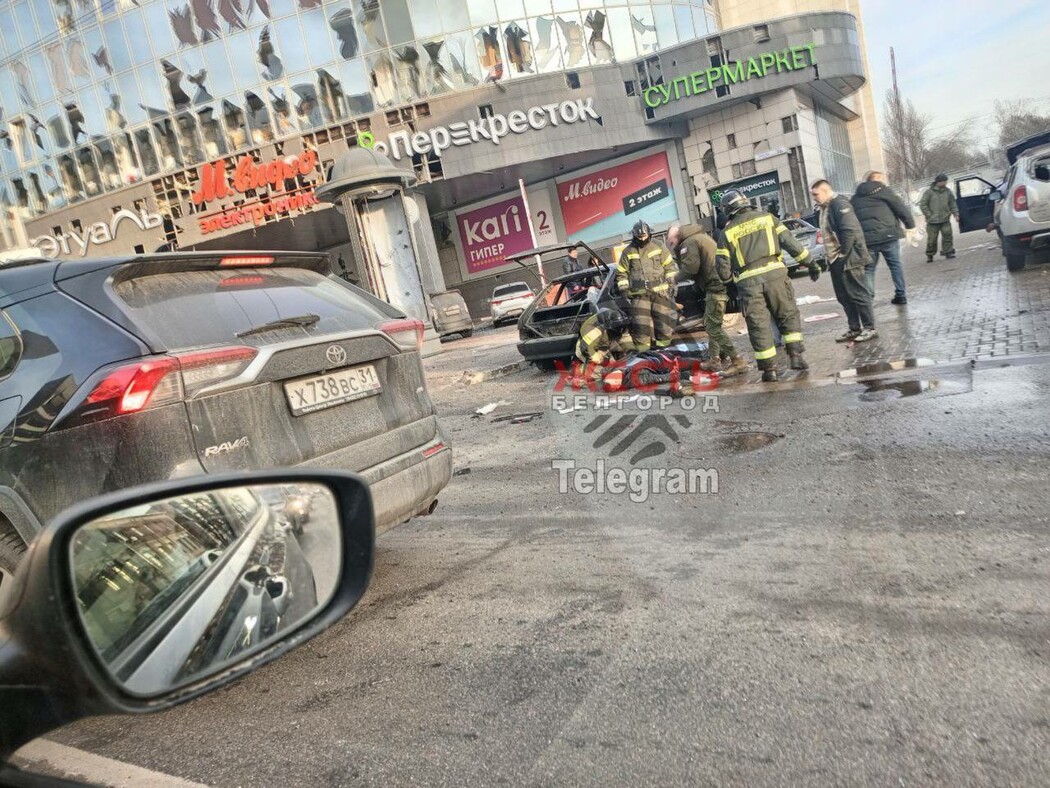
[1014,186,1028,212]
[491,299,505,306]
[815,230,823,244]
[379,318,425,352]
[62,346,257,427]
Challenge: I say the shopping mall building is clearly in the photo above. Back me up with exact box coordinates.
[0,0,882,319]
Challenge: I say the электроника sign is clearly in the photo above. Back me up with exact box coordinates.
[643,43,817,109]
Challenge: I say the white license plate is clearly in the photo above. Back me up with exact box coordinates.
[283,365,381,416]
[443,306,461,315]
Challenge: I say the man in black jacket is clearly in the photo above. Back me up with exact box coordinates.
[852,171,916,305]
[811,179,877,343]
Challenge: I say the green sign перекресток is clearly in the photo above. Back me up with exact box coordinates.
[644,43,817,109]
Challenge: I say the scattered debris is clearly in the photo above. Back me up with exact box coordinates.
[795,295,826,306]
[803,313,840,323]
[474,400,511,417]
[954,510,966,517]
[453,467,472,477]
[492,411,544,423]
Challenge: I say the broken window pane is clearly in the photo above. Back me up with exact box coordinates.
[504,21,534,77]
[290,81,323,128]
[554,13,588,69]
[337,58,374,116]
[530,16,562,72]
[76,147,103,195]
[152,117,184,171]
[440,31,482,87]
[316,68,347,122]
[133,127,160,177]
[257,25,284,79]
[111,132,142,184]
[474,25,504,82]
[393,45,423,100]
[354,0,386,52]
[162,60,193,109]
[585,9,612,63]
[222,98,249,150]
[244,92,274,144]
[217,0,247,32]
[58,153,85,202]
[46,110,72,150]
[54,0,74,33]
[366,51,399,107]
[175,111,206,163]
[268,85,297,135]
[67,37,93,83]
[45,43,72,96]
[191,0,223,43]
[631,6,658,55]
[169,3,199,47]
[197,105,228,158]
[327,4,359,59]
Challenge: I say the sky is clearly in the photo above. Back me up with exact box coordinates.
[860,0,1050,148]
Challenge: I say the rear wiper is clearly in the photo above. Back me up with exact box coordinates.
[236,313,320,339]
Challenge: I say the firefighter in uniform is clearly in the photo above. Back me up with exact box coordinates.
[715,189,821,382]
[615,221,678,353]
[574,308,633,389]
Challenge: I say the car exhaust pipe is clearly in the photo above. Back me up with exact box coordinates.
[417,499,439,517]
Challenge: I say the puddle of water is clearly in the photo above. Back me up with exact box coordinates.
[854,377,969,402]
[717,432,781,453]
[838,358,937,379]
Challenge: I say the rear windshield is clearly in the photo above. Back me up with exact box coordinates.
[493,284,531,298]
[114,267,394,350]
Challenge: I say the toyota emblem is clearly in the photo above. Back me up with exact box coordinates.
[325,345,347,366]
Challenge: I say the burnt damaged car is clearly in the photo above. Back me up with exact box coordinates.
[512,243,738,369]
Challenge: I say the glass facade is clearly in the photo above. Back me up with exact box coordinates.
[0,0,719,223]
[814,104,856,195]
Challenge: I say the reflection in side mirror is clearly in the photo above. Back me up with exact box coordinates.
[70,483,341,697]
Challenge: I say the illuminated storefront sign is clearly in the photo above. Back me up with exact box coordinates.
[710,172,781,205]
[644,43,818,108]
[31,208,163,257]
[191,150,320,235]
[364,98,601,161]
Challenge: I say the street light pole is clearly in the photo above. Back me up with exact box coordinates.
[518,178,546,287]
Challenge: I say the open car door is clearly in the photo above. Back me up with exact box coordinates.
[956,175,1000,233]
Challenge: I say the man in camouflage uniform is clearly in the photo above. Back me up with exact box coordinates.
[668,222,748,376]
[615,221,678,353]
[715,189,820,382]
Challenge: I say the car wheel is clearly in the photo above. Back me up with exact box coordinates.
[0,522,27,595]
[461,329,473,338]
[532,358,560,371]
[1006,249,1026,272]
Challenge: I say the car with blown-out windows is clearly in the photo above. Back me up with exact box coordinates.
[0,251,452,587]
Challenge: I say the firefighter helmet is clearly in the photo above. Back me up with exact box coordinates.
[631,221,653,243]
[720,189,750,216]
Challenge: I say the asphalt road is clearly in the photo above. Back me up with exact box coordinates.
[31,237,1050,785]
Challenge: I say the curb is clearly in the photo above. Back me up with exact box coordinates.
[460,360,533,385]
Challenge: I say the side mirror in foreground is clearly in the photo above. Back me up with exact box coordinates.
[0,470,374,763]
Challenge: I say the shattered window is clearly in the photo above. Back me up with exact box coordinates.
[76,146,103,196]
[244,92,274,144]
[152,117,184,172]
[337,58,374,117]
[530,16,562,73]
[221,98,249,150]
[631,6,658,55]
[702,145,717,179]
[257,26,284,80]
[169,3,200,48]
[111,132,142,184]
[67,38,94,84]
[46,111,72,150]
[162,60,194,110]
[58,153,85,202]
[585,10,612,64]
[366,51,400,108]
[114,73,145,125]
[268,85,297,136]
[327,4,360,59]
[175,112,206,163]
[191,0,223,43]
[316,68,347,123]
[45,44,72,97]
[197,106,229,158]
[217,0,248,32]
[290,81,323,129]
[554,13,588,69]
[354,0,386,52]
[393,46,423,101]
[474,26,504,83]
[133,127,160,177]
[504,21,534,77]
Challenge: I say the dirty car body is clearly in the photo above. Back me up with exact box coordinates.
[429,290,474,339]
[512,243,735,367]
[781,218,828,276]
[0,252,452,569]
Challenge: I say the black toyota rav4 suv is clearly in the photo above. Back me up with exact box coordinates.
[0,252,452,586]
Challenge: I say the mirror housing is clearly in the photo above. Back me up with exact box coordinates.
[989,190,1004,202]
[0,470,374,761]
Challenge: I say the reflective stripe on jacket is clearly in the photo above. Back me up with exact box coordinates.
[715,208,810,283]
[616,239,677,294]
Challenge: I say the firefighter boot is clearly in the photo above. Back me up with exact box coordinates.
[727,357,749,376]
[762,369,779,383]
[789,353,809,371]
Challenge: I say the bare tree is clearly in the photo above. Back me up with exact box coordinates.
[925,126,974,177]
[995,99,1050,149]
[881,89,930,190]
